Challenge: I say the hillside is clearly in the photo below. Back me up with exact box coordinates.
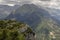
[0,20,35,40]
[6,4,60,40]
[0,5,20,20]
[6,4,50,29]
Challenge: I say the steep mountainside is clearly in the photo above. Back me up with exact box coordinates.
[0,20,35,40]
[6,4,50,29]
[6,4,60,40]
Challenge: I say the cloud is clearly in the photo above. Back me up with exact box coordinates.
[32,0,60,9]
[0,0,2,2]
[0,0,60,9]
[7,4,15,6]
[0,0,4,2]
[40,0,51,1]
[0,0,33,6]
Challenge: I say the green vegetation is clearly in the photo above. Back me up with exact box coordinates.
[0,20,34,40]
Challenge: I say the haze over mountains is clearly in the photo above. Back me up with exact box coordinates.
[0,5,20,19]
[6,4,50,27]
[46,8,60,20]
[0,0,60,40]
[0,3,60,21]
[2,4,60,40]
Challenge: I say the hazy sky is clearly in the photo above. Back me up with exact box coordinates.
[0,0,60,9]
[0,0,60,20]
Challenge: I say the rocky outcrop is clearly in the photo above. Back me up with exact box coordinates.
[0,20,36,40]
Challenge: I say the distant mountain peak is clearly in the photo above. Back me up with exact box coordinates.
[5,4,60,40]
[6,4,50,27]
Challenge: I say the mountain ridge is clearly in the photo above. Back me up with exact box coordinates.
[5,4,60,40]
[6,4,51,28]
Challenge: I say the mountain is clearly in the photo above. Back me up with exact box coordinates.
[6,4,60,40]
[46,7,60,26]
[46,8,60,20]
[0,20,35,40]
[6,4,50,28]
[0,5,20,20]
